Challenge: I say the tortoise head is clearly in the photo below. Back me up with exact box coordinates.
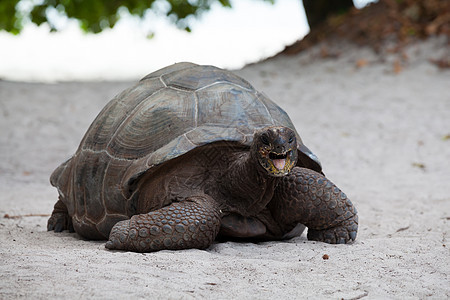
[252,126,298,177]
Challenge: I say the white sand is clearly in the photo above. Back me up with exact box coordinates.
[1,38,449,299]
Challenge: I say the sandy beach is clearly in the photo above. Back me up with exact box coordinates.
[1,37,449,299]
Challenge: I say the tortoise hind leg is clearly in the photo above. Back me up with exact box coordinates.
[271,167,358,244]
[219,213,267,238]
[47,197,74,233]
[106,194,222,252]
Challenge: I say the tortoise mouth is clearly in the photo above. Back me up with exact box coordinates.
[269,152,288,160]
[269,151,289,171]
[259,149,295,177]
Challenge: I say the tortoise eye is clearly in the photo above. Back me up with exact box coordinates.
[288,136,295,144]
[260,135,270,145]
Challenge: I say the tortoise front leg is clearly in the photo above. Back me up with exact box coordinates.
[271,167,358,244]
[106,195,222,252]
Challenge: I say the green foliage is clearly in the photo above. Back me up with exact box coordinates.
[0,0,273,34]
[0,0,22,34]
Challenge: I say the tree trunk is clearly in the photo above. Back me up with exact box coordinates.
[303,0,354,29]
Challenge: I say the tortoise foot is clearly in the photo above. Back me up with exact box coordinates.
[307,215,358,244]
[47,212,74,233]
[105,219,130,250]
[271,167,358,243]
[106,195,222,252]
[47,199,74,233]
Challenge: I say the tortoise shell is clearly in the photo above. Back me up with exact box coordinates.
[51,62,321,235]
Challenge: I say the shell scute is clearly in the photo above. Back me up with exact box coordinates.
[196,86,277,134]
[103,158,133,214]
[81,77,166,152]
[140,62,197,82]
[107,88,196,160]
[73,151,108,221]
[162,65,254,91]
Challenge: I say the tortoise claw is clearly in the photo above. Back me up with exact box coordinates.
[54,222,63,233]
[47,212,73,233]
[105,219,130,250]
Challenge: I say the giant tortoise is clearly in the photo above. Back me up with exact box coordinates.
[48,62,358,252]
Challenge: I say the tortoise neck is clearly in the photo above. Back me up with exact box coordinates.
[222,150,279,215]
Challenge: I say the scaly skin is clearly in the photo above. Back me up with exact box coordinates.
[271,167,358,244]
[105,195,222,252]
